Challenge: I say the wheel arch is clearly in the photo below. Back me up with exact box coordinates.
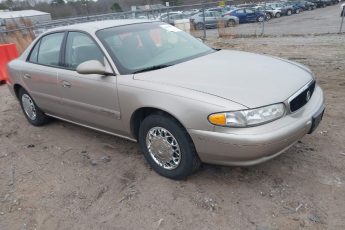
[130,107,189,141]
[13,83,24,99]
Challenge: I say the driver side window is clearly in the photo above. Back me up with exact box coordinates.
[65,32,105,70]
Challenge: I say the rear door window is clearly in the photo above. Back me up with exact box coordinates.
[37,32,65,66]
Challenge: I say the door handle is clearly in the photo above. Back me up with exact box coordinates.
[23,74,31,79]
[62,81,71,88]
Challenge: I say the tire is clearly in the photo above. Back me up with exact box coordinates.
[275,12,281,18]
[19,88,50,126]
[257,16,264,22]
[287,9,292,16]
[265,13,271,20]
[138,114,201,180]
[308,6,312,10]
[196,22,204,30]
[323,4,326,7]
[227,19,236,27]
[296,9,300,14]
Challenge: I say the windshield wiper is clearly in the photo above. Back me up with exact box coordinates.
[133,64,173,74]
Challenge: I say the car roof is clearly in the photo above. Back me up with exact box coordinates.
[46,19,153,34]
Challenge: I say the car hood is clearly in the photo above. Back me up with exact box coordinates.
[133,50,313,108]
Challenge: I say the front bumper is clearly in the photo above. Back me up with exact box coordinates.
[188,85,325,166]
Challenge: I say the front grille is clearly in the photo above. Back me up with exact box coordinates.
[289,81,316,112]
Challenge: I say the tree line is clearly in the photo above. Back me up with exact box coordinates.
[0,0,202,19]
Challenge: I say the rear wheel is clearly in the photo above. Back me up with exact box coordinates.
[296,8,300,14]
[227,19,236,27]
[287,9,292,16]
[138,114,201,180]
[257,15,264,22]
[265,13,272,20]
[196,22,204,30]
[18,88,50,126]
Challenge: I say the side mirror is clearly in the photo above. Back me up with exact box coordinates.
[76,60,112,75]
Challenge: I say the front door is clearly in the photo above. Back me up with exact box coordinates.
[57,31,122,134]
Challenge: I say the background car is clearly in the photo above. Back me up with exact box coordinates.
[224,8,266,23]
[309,0,328,7]
[267,3,294,15]
[254,5,283,18]
[190,11,239,29]
[284,2,304,13]
[292,1,317,11]
[160,12,189,25]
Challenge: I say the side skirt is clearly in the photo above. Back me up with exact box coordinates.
[45,113,137,143]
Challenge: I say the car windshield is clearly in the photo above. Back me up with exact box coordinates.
[96,22,214,74]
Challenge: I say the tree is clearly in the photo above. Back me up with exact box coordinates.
[111,2,123,12]
[5,0,14,9]
[0,3,8,10]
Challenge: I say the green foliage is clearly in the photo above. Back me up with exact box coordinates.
[5,0,14,9]
[111,2,122,12]
[0,3,8,10]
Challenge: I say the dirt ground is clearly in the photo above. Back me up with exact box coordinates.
[0,34,345,230]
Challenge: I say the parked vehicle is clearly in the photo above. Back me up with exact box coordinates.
[190,11,239,29]
[160,12,189,26]
[329,0,340,4]
[309,0,328,7]
[284,2,304,13]
[224,8,266,23]
[7,20,325,179]
[254,5,283,18]
[267,3,294,15]
[182,9,199,17]
[292,1,317,10]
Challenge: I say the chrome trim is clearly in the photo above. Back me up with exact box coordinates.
[285,79,315,113]
[146,127,181,170]
[45,113,137,142]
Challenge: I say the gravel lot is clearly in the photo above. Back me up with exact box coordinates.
[203,4,345,37]
[0,33,345,229]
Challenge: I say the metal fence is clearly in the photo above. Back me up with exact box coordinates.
[1,1,344,52]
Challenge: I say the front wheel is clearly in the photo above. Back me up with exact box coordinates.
[287,9,292,16]
[257,16,264,22]
[139,114,200,180]
[275,12,281,18]
[296,9,300,14]
[19,88,50,126]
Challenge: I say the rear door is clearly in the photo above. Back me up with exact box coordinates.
[245,9,257,22]
[234,9,246,23]
[21,32,65,115]
[211,11,223,26]
[57,31,122,133]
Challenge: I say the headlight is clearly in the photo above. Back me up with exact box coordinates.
[208,103,285,127]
